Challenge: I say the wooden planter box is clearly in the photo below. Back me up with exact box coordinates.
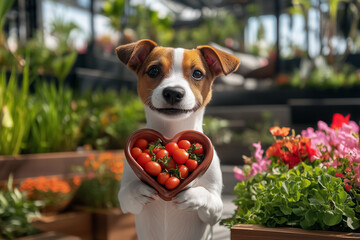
[0,150,124,181]
[79,207,137,240]
[231,224,360,240]
[16,231,81,240]
[32,212,92,240]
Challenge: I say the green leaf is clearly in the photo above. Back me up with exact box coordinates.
[337,190,347,203]
[301,179,311,188]
[1,106,13,128]
[280,204,292,215]
[347,217,360,230]
[280,182,289,195]
[305,210,317,226]
[322,211,342,226]
[293,207,306,216]
[343,206,355,219]
[355,205,360,213]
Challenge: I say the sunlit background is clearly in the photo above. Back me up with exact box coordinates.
[1,0,360,239]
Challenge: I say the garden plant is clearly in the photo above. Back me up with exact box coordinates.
[0,176,42,239]
[222,113,360,232]
[72,152,124,209]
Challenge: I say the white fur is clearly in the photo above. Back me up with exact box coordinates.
[118,48,223,240]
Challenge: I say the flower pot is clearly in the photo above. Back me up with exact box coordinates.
[32,212,92,240]
[16,231,81,240]
[231,224,360,240]
[90,208,137,240]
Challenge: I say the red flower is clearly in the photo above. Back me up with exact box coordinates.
[265,135,316,169]
[345,184,352,192]
[331,113,350,129]
[335,172,344,178]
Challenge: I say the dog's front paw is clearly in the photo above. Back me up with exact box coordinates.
[174,187,208,211]
[130,181,158,205]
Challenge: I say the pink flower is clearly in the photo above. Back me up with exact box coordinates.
[251,142,271,174]
[348,121,359,133]
[233,143,270,181]
[233,167,246,181]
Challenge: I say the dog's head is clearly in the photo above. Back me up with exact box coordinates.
[116,39,240,120]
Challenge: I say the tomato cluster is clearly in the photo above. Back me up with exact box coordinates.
[131,138,205,190]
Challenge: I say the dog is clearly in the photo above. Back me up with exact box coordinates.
[116,39,240,240]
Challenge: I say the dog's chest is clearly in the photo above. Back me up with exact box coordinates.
[135,198,210,240]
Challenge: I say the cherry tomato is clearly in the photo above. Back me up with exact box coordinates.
[144,149,151,155]
[157,172,170,185]
[185,159,198,171]
[193,143,204,155]
[135,138,148,150]
[178,165,189,179]
[144,161,162,176]
[156,149,169,161]
[152,147,162,154]
[172,148,189,164]
[165,177,180,190]
[137,153,151,167]
[160,158,177,170]
[131,147,142,159]
[165,142,179,155]
[178,140,191,150]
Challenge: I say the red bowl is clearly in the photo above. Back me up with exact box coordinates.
[125,128,213,201]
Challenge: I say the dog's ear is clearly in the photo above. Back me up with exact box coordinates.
[116,39,157,71]
[197,45,240,76]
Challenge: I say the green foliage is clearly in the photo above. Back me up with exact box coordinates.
[25,81,79,153]
[103,0,125,32]
[0,0,14,30]
[1,77,145,155]
[203,117,231,144]
[4,17,78,80]
[52,51,77,83]
[103,0,174,46]
[221,163,360,232]
[0,66,34,155]
[204,112,276,146]
[49,16,80,54]
[0,176,42,239]
[76,90,145,150]
[287,64,360,89]
[73,176,120,209]
[234,111,276,146]
[173,10,243,49]
[72,152,124,208]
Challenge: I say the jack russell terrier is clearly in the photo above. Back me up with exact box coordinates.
[116,39,240,240]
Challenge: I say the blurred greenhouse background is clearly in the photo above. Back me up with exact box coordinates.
[1,0,360,239]
[2,0,360,199]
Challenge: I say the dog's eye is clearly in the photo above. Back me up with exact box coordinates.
[147,65,161,78]
[192,70,204,81]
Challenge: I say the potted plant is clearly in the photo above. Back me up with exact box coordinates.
[72,152,137,240]
[222,113,360,239]
[0,176,42,239]
[17,176,92,240]
[19,176,79,216]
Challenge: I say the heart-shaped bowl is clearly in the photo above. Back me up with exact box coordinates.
[125,128,213,201]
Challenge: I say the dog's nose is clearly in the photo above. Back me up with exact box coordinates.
[162,87,185,105]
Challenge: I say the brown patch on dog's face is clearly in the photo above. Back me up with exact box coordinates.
[134,47,173,105]
[182,49,217,109]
